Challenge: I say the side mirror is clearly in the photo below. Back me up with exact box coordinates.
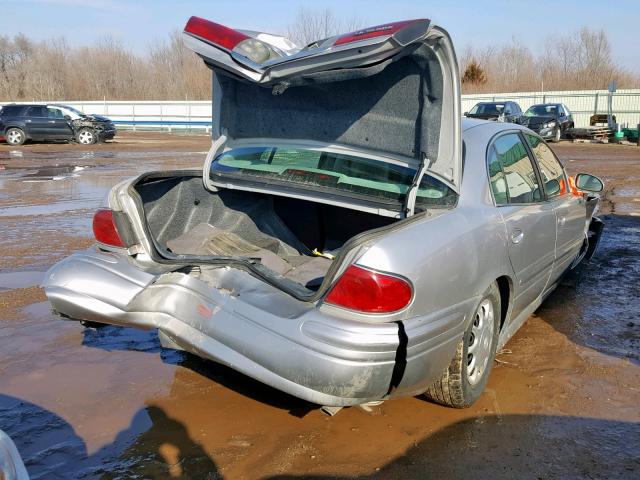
[545,179,561,197]
[575,173,604,193]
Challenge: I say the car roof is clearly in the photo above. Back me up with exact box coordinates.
[528,103,560,107]
[3,103,45,107]
[462,117,529,135]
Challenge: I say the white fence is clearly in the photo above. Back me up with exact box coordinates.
[461,89,640,129]
[2,89,640,131]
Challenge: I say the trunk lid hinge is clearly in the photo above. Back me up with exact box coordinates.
[403,152,430,218]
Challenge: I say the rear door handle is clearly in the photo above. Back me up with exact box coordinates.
[511,229,524,244]
[48,120,56,123]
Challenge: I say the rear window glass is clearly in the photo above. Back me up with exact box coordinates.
[490,133,542,204]
[0,106,25,116]
[26,106,47,117]
[211,147,457,209]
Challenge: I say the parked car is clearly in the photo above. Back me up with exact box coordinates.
[464,101,523,123]
[0,104,116,145]
[43,17,604,410]
[519,103,574,142]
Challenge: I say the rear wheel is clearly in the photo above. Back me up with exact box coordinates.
[77,128,96,145]
[80,320,106,328]
[5,127,25,145]
[424,282,500,408]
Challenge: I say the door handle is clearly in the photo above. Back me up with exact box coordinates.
[25,119,31,123]
[510,229,524,244]
[48,120,56,123]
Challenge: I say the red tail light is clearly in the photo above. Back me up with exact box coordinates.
[184,16,249,50]
[93,209,125,247]
[333,19,428,46]
[325,265,412,313]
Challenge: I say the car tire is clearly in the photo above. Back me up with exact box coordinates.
[424,282,501,408]
[5,127,26,146]
[565,123,574,140]
[80,320,106,328]
[77,128,97,145]
[551,127,561,143]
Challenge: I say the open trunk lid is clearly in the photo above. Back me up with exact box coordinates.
[183,16,462,192]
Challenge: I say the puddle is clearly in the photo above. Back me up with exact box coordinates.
[615,186,640,197]
[0,271,45,291]
[614,203,640,216]
[0,200,97,217]
[21,165,88,181]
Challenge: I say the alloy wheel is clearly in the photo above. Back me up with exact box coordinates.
[7,129,23,145]
[78,130,94,144]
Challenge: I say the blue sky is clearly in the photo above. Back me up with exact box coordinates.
[2,0,639,73]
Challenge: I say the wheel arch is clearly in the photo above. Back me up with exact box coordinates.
[4,125,26,134]
[495,275,512,331]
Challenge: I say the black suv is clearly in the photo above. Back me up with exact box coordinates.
[464,101,523,123]
[519,103,574,142]
[0,104,116,146]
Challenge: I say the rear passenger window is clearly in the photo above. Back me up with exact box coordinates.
[525,134,567,198]
[27,106,47,117]
[489,133,541,204]
[487,147,508,205]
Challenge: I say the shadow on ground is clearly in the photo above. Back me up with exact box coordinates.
[1,392,638,479]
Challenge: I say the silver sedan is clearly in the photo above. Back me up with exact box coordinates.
[43,17,604,409]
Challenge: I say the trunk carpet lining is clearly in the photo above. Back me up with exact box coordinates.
[136,176,396,288]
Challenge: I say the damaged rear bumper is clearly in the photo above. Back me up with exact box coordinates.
[43,249,463,406]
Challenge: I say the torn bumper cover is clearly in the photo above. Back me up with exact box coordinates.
[43,249,461,406]
[70,117,116,141]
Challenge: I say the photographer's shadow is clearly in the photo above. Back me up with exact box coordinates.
[0,394,220,480]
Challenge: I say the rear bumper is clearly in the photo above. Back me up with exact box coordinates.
[43,249,464,406]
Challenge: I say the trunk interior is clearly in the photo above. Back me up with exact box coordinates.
[134,175,396,290]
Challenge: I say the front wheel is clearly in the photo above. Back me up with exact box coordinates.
[76,128,97,145]
[551,127,562,143]
[424,282,501,408]
[5,127,26,145]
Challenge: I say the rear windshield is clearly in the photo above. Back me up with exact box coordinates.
[0,105,25,116]
[211,147,457,209]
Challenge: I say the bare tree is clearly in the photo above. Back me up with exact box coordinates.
[286,7,364,47]
[462,27,638,93]
[0,22,637,101]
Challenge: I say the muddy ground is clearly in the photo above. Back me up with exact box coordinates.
[0,133,638,479]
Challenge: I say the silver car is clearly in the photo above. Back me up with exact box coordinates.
[43,17,604,409]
